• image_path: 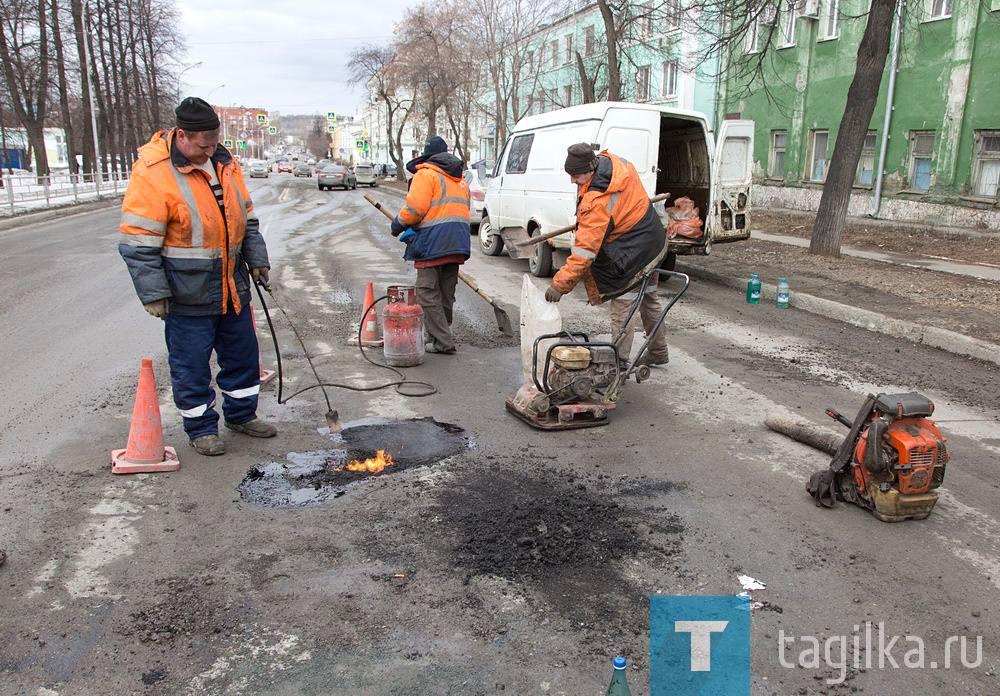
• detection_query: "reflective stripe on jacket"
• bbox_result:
[118,129,270,316]
[552,151,665,305]
[391,156,471,263]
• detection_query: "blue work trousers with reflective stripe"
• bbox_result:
[164,306,260,439]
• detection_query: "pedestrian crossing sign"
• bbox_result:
[223,139,234,149]
[236,140,244,150]
[356,139,365,149]
[327,112,336,121]
[328,124,336,133]
[256,114,267,124]
[268,126,277,134]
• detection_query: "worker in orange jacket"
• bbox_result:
[119,97,275,456]
[391,136,471,354]
[545,143,670,366]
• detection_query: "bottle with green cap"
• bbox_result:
[605,656,632,696]
[746,274,761,304]
[776,278,790,308]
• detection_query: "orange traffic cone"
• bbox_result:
[111,359,179,474]
[347,281,383,346]
[251,305,276,385]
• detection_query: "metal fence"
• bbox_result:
[1,170,130,215]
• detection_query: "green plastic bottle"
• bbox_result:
[746,274,761,304]
[605,656,632,696]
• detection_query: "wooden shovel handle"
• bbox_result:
[513,192,672,248]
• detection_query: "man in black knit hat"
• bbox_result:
[119,97,275,456]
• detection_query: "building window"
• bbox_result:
[564,34,573,64]
[972,130,1000,198]
[563,84,573,107]
[640,2,653,37]
[584,26,595,56]
[808,130,829,182]
[770,130,787,178]
[856,130,877,185]
[746,18,760,53]
[549,88,559,109]
[636,65,650,101]
[909,130,935,190]
[821,0,840,39]
[526,50,534,73]
[550,40,558,69]
[525,94,533,116]
[780,3,798,47]
[662,60,678,97]
[929,0,952,19]
[665,0,681,30]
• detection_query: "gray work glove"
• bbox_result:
[144,298,169,320]
[544,286,563,303]
[251,267,270,285]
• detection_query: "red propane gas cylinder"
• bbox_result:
[383,286,425,367]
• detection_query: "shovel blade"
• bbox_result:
[326,409,343,434]
[500,226,532,258]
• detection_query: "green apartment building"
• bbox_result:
[514,1,718,128]
[719,0,1000,228]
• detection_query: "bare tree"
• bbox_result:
[49,0,77,174]
[348,44,415,181]
[0,0,51,179]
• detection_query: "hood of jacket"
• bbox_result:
[415,152,464,180]
[584,151,630,196]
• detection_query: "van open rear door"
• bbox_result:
[710,119,754,245]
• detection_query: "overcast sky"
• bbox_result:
[175,0,414,117]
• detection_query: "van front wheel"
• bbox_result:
[528,232,553,277]
[479,218,505,256]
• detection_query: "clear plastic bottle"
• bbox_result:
[776,278,790,308]
[746,274,762,304]
[605,656,632,696]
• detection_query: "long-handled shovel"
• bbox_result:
[504,192,672,259]
[364,194,516,337]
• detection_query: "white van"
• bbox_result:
[479,102,754,276]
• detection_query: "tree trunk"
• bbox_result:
[575,52,596,104]
[71,0,95,174]
[596,0,620,101]
[810,0,898,257]
[51,0,78,174]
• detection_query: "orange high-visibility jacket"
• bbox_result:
[551,151,665,305]
[118,129,269,315]
[391,159,471,263]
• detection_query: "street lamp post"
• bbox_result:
[207,83,225,102]
[176,61,204,101]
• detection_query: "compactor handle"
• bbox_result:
[825,408,853,429]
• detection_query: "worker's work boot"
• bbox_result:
[637,349,669,367]
[225,418,278,438]
[190,434,226,456]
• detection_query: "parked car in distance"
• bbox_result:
[318,164,357,190]
[463,167,489,226]
[354,164,378,187]
[293,163,312,177]
[249,161,269,178]
[316,159,333,169]
[306,157,316,165]
[277,161,292,173]
[384,163,397,177]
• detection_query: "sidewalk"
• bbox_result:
[677,230,1000,367]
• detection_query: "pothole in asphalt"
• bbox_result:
[238,417,471,507]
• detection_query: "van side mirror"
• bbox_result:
[476,162,488,180]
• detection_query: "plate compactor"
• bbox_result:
[506,270,688,430]
[805,392,950,522]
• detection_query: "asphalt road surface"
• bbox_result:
[0,173,996,695]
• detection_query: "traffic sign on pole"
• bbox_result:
[327,111,336,121]
[268,126,277,134]
[256,114,267,124]
[355,139,365,149]
[236,140,244,150]
[327,124,336,133]
[223,139,234,149]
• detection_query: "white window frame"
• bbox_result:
[972,130,1000,199]
[563,84,573,107]
[908,130,935,191]
[564,34,573,64]
[526,50,534,73]
[584,26,595,56]
[928,0,953,20]
[639,2,654,37]
[855,130,877,186]
[780,3,798,47]
[746,18,761,53]
[549,40,558,69]
[820,0,840,39]
[665,0,681,30]
[808,129,829,182]
[770,130,787,178]
[636,65,651,101]
[661,60,678,98]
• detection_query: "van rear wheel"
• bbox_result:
[528,231,553,277]
[479,218,505,256]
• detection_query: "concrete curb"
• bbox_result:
[677,261,1000,367]
[0,196,123,232]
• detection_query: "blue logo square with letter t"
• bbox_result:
[650,596,750,696]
